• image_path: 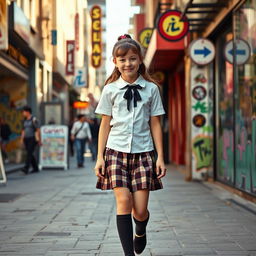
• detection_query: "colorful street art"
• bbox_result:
[236,119,256,193]
[191,64,213,179]
[0,78,27,160]
[192,135,213,171]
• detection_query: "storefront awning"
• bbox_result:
[144,29,187,71]
[181,0,227,32]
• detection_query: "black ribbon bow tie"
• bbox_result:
[122,84,142,111]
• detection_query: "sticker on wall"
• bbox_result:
[189,38,215,65]
[157,10,189,41]
[193,114,206,128]
[194,73,207,84]
[192,86,207,101]
[138,28,153,48]
[224,38,251,65]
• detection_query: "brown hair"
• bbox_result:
[105,34,156,85]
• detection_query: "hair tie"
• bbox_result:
[118,34,132,41]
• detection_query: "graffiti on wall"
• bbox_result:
[0,78,27,153]
[192,135,213,171]
[191,65,213,179]
[219,129,234,183]
[236,119,256,193]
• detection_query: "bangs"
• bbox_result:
[114,43,139,57]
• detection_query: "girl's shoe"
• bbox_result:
[134,232,146,254]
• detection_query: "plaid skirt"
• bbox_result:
[96,148,163,192]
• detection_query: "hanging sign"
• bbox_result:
[66,40,75,75]
[73,67,86,87]
[51,30,57,45]
[39,125,69,170]
[189,38,215,65]
[0,0,8,50]
[73,101,89,109]
[75,13,79,51]
[91,5,102,68]
[224,39,251,65]
[157,10,189,41]
[138,28,153,48]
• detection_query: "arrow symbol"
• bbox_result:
[194,47,211,57]
[228,49,246,55]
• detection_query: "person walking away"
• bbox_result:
[89,118,99,161]
[0,117,12,163]
[71,115,92,168]
[94,34,167,256]
[20,105,41,174]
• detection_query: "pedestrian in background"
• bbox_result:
[89,117,99,161]
[71,114,92,168]
[94,34,166,256]
[20,105,41,174]
[0,117,11,163]
[68,117,77,157]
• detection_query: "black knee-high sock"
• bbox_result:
[133,212,150,236]
[116,214,135,256]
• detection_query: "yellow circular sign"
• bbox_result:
[162,15,184,37]
[158,10,189,41]
[139,28,153,48]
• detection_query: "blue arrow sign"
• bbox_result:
[228,49,246,55]
[194,47,211,57]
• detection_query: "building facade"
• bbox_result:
[131,0,256,199]
[0,0,92,168]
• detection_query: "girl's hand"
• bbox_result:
[156,158,167,179]
[94,157,105,179]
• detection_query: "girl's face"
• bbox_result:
[114,49,142,83]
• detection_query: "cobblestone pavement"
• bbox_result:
[0,157,256,256]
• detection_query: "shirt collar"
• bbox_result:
[116,75,146,89]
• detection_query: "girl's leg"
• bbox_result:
[132,189,150,254]
[113,187,135,256]
[132,189,149,221]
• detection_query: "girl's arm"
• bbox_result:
[150,116,166,179]
[94,115,111,178]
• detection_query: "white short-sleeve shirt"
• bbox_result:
[95,75,165,153]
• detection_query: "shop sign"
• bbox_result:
[51,30,57,45]
[0,0,8,50]
[91,5,102,68]
[75,13,79,51]
[73,67,86,88]
[8,45,29,68]
[189,38,215,65]
[66,40,75,75]
[73,101,89,109]
[224,39,251,65]
[138,28,153,48]
[157,10,189,41]
[12,2,30,43]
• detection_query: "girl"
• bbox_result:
[94,34,166,256]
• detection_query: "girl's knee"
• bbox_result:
[133,209,148,221]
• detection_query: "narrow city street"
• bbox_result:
[0,157,256,256]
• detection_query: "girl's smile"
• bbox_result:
[114,49,142,83]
